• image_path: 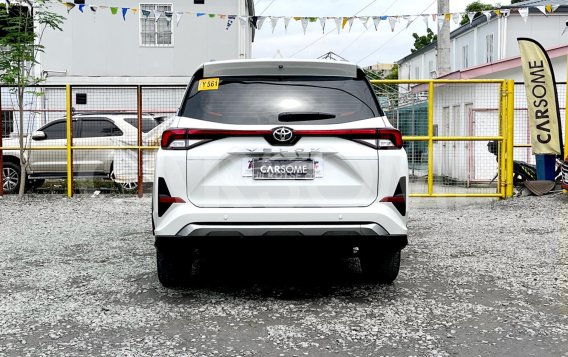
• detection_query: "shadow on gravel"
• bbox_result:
[166,243,397,300]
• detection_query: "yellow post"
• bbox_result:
[506,80,515,198]
[66,85,73,198]
[497,81,505,197]
[427,81,434,196]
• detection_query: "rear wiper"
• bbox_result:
[278,112,336,122]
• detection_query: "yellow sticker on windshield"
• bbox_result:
[198,78,220,91]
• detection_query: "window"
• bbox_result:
[414,66,420,79]
[461,45,469,69]
[485,34,494,63]
[2,110,13,137]
[40,120,67,140]
[124,118,160,133]
[180,76,382,125]
[79,119,123,138]
[139,3,173,46]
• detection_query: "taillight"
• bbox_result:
[160,128,403,149]
[161,129,187,150]
[380,177,407,216]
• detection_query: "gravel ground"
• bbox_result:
[0,194,567,357]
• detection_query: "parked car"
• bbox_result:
[1,113,163,194]
[152,59,409,287]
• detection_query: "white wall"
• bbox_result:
[40,0,252,84]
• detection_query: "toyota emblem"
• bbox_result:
[272,127,294,142]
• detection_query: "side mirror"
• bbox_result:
[31,130,46,140]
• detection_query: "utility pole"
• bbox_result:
[436,0,451,77]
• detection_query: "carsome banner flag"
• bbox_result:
[517,38,564,156]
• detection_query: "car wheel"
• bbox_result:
[2,162,21,194]
[156,244,194,288]
[359,248,401,284]
[110,168,138,193]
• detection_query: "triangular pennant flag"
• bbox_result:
[196,12,206,17]
[270,16,279,33]
[444,13,451,22]
[494,9,501,17]
[301,17,309,35]
[334,17,342,34]
[348,17,354,31]
[550,4,560,12]
[422,14,429,27]
[121,7,128,20]
[452,13,461,24]
[226,15,236,30]
[90,5,97,12]
[536,6,547,15]
[562,20,568,35]
[545,4,553,13]
[388,16,397,32]
[319,17,326,34]
[431,14,437,21]
[501,9,510,18]
[341,17,348,29]
[518,7,529,23]
[208,14,215,18]
[131,8,138,15]
[175,11,183,26]
[110,7,118,15]
[219,15,226,19]
[437,15,444,28]
[404,15,415,29]
[309,17,317,23]
[482,10,491,22]
[64,2,75,12]
[238,15,247,27]
[78,4,85,12]
[256,16,266,30]
[164,11,173,23]
[154,10,161,21]
[467,12,475,24]
[358,16,369,30]
[372,16,381,31]
[284,17,291,32]
[142,9,150,18]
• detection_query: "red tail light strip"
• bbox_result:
[380,196,405,203]
[158,196,185,204]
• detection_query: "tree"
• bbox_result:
[411,28,437,53]
[510,0,524,3]
[0,0,64,196]
[460,1,494,25]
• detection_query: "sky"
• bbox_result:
[251,0,512,66]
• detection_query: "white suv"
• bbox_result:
[153,59,408,287]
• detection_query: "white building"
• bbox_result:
[396,0,568,183]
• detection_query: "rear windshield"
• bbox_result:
[179,76,382,125]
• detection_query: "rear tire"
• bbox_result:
[360,248,401,284]
[156,244,194,288]
[2,162,21,194]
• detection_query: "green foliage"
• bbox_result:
[510,0,524,3]
[0,0,64,87]
[460,1,494,25]
[411,28,437,53]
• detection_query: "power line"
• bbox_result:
[355,0,436,64]
[289,0,379,58]
[259,0,277,16]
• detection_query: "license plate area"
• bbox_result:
[253,159,314,180]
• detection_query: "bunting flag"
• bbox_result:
[319,17,326,34]
[131,8,138,15]
[388,16,397,32]
[562,20,568,35]
[284,17,291,32]
[270,16,279,33]
[56,1,568,36]
[301,17,309,34]
[373,16,381,31]
[518,7,529,23]
[64,2,75,12]
[226,14,236,31]
[334,17,342,34]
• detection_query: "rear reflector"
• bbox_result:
[158,196,185,204]
[380,196,405,203]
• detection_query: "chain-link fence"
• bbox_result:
[371,79,514,198]
[0,85,185,196]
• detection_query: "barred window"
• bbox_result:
[139,3,173,47]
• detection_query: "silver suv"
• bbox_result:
[2,114,161,193]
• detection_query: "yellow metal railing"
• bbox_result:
[370,79,515,199]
